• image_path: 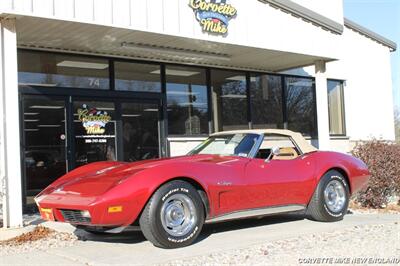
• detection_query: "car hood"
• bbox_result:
[44,154,240,197]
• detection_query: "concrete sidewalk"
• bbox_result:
[1,213,399,265]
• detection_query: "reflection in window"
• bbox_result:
[22,97,67,200]
[211,70,248,131]
[328,80,346,135]
[285,77,317,137]
[114,61,161,92]
[18,50,109,90]
[166,66,208,135]
[250,74,283,129]
[121,103,159,161]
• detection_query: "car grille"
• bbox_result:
[60,209,91,224]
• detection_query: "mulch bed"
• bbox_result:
[0,226,55,246]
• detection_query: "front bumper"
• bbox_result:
[35,192,139,227]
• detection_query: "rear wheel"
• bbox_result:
[139,180,205,248]
[307,170,350,222]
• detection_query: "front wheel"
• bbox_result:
[139,180,205,248]
[307,170,350,222]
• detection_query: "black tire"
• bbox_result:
[139,180,205,248]
[307,170,350,222]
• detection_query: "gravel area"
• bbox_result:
[0,226,78,256]
[163,222,400,266]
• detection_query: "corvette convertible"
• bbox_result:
[35,129,370,248]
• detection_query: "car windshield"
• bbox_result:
[188,133,260,157]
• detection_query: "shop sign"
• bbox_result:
[77,104,111,135]
[189,0,237,35]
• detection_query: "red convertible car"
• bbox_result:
[35,129,370,248]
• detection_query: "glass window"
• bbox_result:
[121,102,160,161]
[18,50,109,90]
[73,101,116,167]
[166,65,208,135]
[256,134,299,160]
[211,70,248,131]
[22,96,67,204]
[250,74,283,129]
[114,61,161,92]
[189,133,259,157]
[285,77,317,137]
[328,80,346,135]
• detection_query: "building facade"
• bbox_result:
[0,0,396,227]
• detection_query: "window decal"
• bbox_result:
[77,104,112,135]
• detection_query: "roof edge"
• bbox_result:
[344,18,397,52]
[258,0,344,34]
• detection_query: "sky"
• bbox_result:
[343,0,400,111]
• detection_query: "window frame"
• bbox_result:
[283,76,318,138]
[18,48,320,139]
[210,68,251,132]
[248,73,285,130]
[252,133,303,160]
[327,79,347,137]
[113,60,163,93]
[17,50,112,91]
[165,64,210,136]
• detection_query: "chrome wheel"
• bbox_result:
[160,194,197,237]
[324,180,346,212]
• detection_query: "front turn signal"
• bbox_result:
[108,206,123,213]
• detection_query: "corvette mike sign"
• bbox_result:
[77,104,111,135]
[189,0,237,35]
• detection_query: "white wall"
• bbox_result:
[283,26,396,144]
[328,29,395,141]
[0,0,342,59]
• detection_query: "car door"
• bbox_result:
[206,156,250,217]
[243,134,316,210]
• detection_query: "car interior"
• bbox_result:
[255,135,300,160]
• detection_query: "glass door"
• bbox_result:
[73,100,117,167]
[121,101,160,161]
[21,95,163,206]
[21,95,68,205]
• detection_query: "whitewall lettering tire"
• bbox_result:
[139,180,205,248]
[307,170,350,222]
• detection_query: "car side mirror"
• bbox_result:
[265,147,280,163]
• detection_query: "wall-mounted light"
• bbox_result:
[121,42,231,62]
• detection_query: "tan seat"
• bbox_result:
[272,147,298,160]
